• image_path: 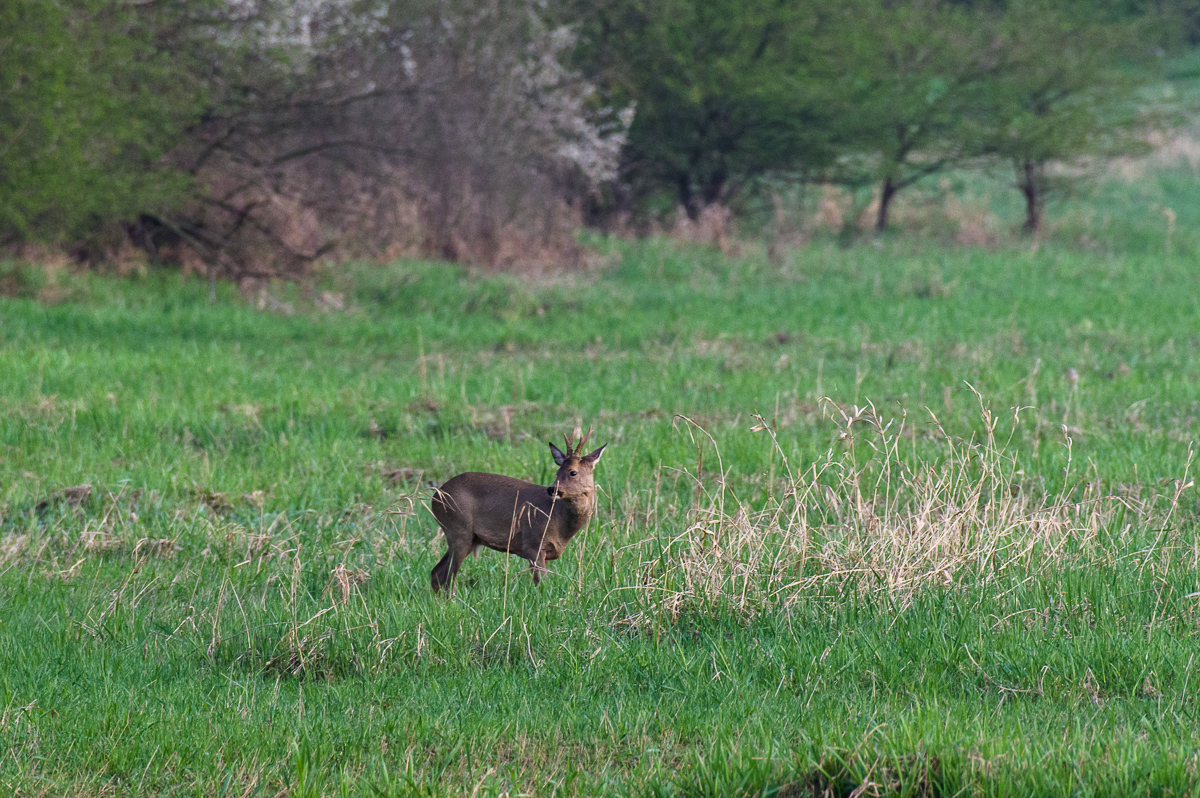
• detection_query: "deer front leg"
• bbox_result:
[530,552,549,585]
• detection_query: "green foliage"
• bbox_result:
[819,0,1162,234]
[577,0,835,219]
[577,0,1173,233]
[0,0,1187,253]
[0,0,203,245]
[973,0,1163,233]
[823,0,995,232]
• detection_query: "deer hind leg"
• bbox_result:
[431,527,474,593]
[430,550,454,592]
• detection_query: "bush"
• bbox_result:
[0,1,201,247]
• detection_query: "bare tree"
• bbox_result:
[165,0,628,280]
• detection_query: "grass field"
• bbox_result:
[4,206,1200,795]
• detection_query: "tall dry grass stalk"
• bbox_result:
[642,394,1191,620]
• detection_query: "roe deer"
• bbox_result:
[430,430,606,592]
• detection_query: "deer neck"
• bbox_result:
[551,491,595,539]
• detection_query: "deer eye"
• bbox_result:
[569,471,577,477]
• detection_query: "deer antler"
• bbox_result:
[562,428,593,456]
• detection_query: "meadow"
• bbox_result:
[4,172,1200,794]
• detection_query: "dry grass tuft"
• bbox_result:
[134,537,180,560]
[35,484,92,512]
[639,396,1186,621]
[267,630,332,678]
[324,564,370,605]
[195,489,233,515]
[0,533,28,566]
[315,290,345,312]
[671,205,737,254]
[382,466,424,485]
[83,525,123,555]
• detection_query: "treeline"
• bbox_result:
[0,0,1188,276]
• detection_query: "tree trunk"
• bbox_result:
[678,177,701,222]
[701,170,727,208]
[678,172,728,223]
[1018,159,1043,235]
[876,176,898,232]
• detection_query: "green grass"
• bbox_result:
[4,219,1200,794]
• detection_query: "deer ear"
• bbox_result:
[549,442,568,466]
[581,444,606,465]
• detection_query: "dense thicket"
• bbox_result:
[575,0,1167,233]
[0,0,1179,274]
[0,0,204,247]
[572,0,839,221]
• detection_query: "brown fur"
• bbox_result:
[430,431,606,592]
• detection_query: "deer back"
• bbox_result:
[432,436,606,558]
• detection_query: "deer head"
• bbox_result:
[547,428,606,500]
